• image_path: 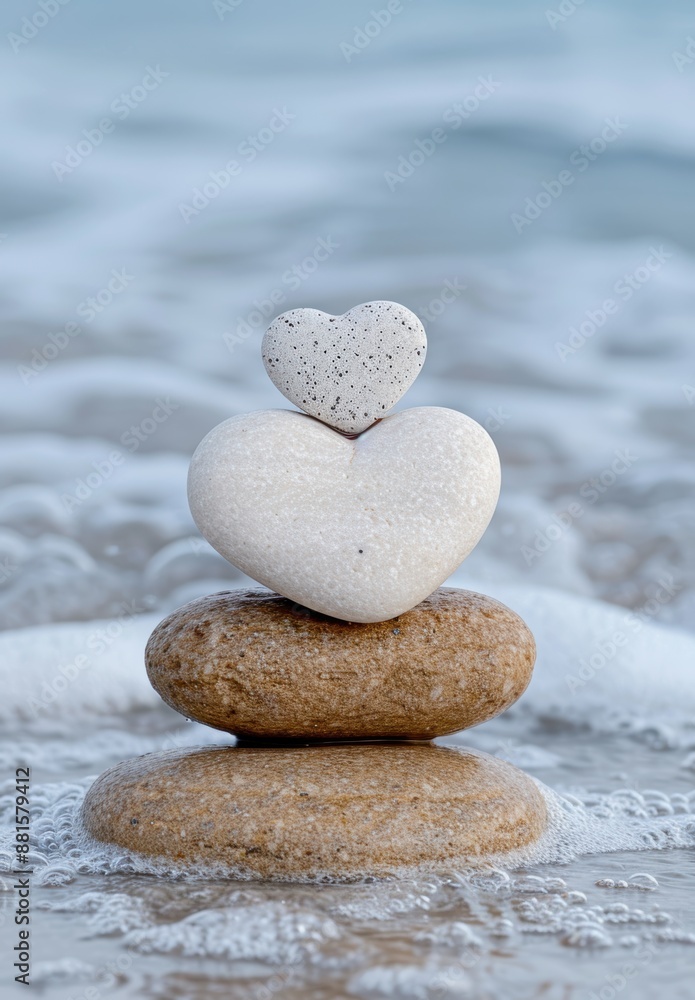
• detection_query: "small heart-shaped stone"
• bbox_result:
[262,301,427,434]
[188,407,500,622]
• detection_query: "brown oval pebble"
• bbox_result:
[145,587,536,741]
[81,743,547,880]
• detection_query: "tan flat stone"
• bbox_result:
[81,743,547,880]
[145,587,536,741]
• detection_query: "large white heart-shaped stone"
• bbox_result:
[188,407,500,623]
[262,301,427,434]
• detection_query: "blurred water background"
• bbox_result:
[2,0,695,997]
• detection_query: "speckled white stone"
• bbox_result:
[188,407,500,623]
[262,301,427,434]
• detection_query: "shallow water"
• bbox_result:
[1,0,695,996]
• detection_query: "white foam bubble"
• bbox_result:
[125,902,341,964]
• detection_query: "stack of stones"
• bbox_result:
[82,301,547,880]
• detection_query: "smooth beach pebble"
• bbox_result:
[187,407,500,623]
[145,588,536,741]
[262,301,427,435]
[81,743,547,880]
